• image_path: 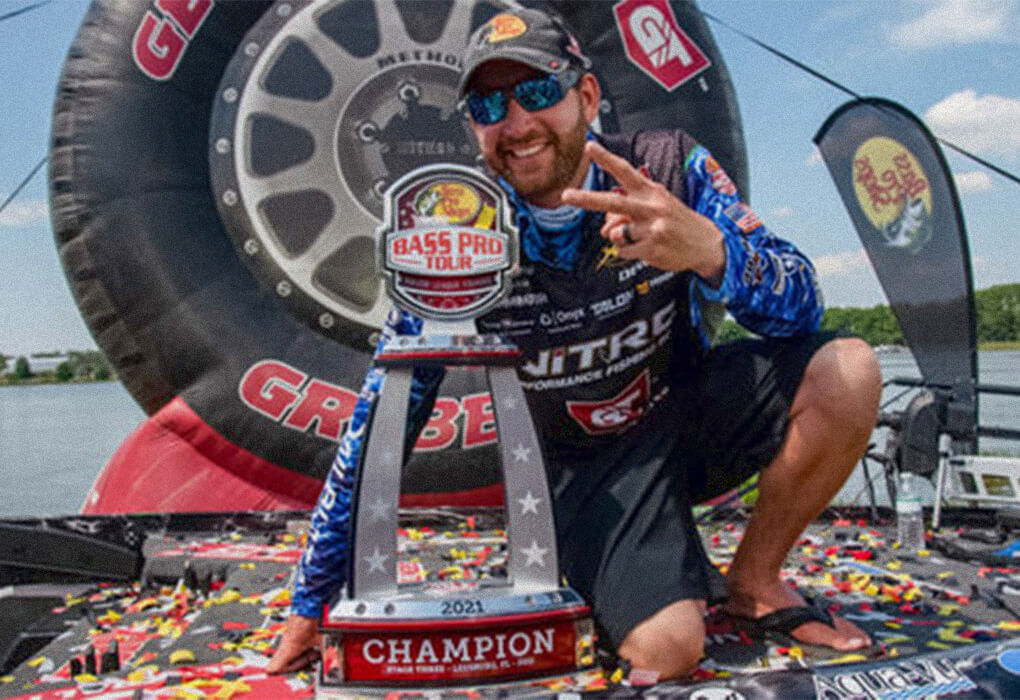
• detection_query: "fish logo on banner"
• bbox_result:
[852,136,934,254]
[378,164,518,321]
[613,0,711,91]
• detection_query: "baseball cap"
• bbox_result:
[457,7,592,97]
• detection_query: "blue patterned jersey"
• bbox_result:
[290,130,822,617]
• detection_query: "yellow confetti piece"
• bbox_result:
[97,609,123,624]
[885,621,902,629]
[927,641,951,650]
[229,532,243,541]
[239,563,255,570]
[918,549,931,557]
[26,657,47,668]
[938,628,973,644]
[997,620,1020,631]
[889,647,900,657]
[886,560,902,571]
[610,668,625,684]
[0,676,13,684]
[169,649,196,665]
[221,656,245,666]
[903,587,923,601]
[937,571,956,579]
[788,646,804,660]
[74,673,98,682]
[880,635,911,644]
[864,584,880,596]
[938,604,959,616]
[822,653,868,665]
[946,620,964,628]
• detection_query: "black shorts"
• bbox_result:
[550,331,840,649]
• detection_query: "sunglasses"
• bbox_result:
[461,69,581,126]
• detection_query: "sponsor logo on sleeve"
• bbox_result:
[723,201,762,234]
[705,155,737,196]
[613,0,711,91]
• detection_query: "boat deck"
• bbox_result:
[2,507,1020,698]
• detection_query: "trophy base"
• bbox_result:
[318,587,594,690]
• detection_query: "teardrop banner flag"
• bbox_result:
[814,98,977,402]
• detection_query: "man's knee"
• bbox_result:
[798,337,881,433]
[617,600,705,680]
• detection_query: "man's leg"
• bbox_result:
[724,337,881,649]
[618,599,707,679]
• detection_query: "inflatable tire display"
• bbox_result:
[50,0,747,513]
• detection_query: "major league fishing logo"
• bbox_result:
[613,0,711,91]
[377,164,518,321]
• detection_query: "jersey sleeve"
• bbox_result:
[683,144,824,343]
[290,308,444,618]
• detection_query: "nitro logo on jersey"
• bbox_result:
[613,0,711,91]
[567,370,651,435]
[522,302,674,379]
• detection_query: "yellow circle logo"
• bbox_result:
[414,181,482,225]
[852,137,933,253]
[485,14,528,43]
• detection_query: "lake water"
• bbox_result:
[1,352,1017,517]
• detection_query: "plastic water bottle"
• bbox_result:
[896,472,926,551]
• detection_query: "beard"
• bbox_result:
[485,104,588,205]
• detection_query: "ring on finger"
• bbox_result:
[621,224,636,245]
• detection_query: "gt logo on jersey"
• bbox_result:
[613,0,711,91]
[566,370,650,435]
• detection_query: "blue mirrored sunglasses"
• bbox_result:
[461,69,580,126]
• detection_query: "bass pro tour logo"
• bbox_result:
[853,136,933,254]
[378,164,518,321]
[613,0,711,91]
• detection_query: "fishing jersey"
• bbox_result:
[290,129,823,618]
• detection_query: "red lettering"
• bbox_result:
[461,393,496,448]
[238,360,305,420]
[414,398,460,450]
[283,379,358,440]
[393,238,407,256]
[156,0,213,38]
[132,11,187,81]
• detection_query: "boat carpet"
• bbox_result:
[2,508,1020,698]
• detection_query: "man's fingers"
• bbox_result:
[583,141,648,192]
[561,188,642,217]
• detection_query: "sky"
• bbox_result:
[1,0,1018,357]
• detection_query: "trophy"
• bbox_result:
[317,164,595,692]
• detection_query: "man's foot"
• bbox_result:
[723,579,871,651]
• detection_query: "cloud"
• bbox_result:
[888,0,1018,47]
[771,206,794,219]
[925,90,1020,158]
[954,171,993,194]
[805,148,824,168]
[0,199,49,228]
[813,248,871,278]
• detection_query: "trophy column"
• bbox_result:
[316,164,595,692]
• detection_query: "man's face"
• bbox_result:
[465,59,599,208]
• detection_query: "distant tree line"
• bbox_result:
[1,350,113,385]
[716,283,1020,347]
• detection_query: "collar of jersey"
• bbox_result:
[498,131,606,272]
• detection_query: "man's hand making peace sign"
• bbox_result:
[561,142,727,286]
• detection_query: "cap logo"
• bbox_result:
[485,13,528,43]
